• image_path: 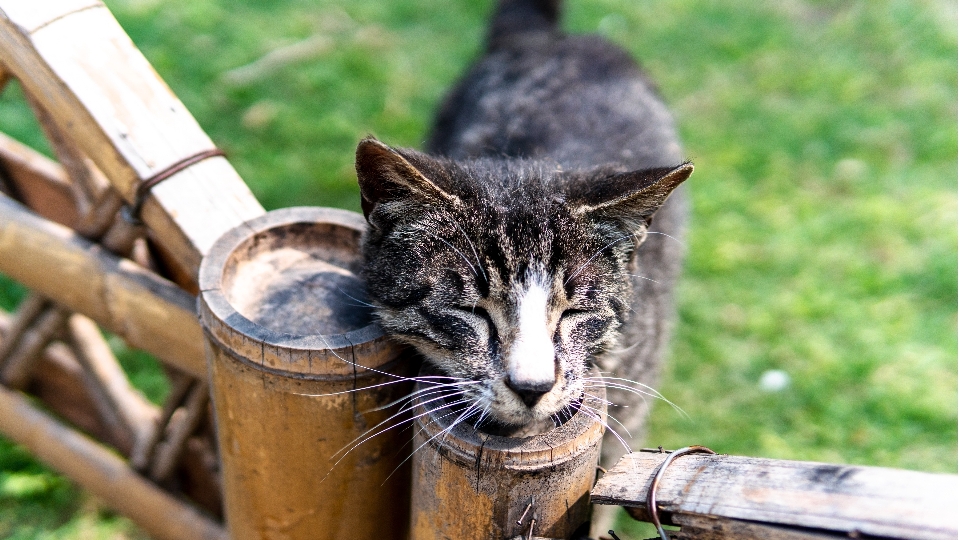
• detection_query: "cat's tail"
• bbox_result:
[488,0,562,47]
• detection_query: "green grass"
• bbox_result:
[0,0,956,538]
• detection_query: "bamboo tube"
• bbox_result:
[0,191,206,378]
[0,384,226,540]
[409,366,607,540]
[0,0,265,281]
[199,206,414,540]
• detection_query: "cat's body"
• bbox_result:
[357,0,690,468]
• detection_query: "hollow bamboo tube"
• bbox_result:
[410,366,607,540]
[0,384,226,540]
[199,207,414,540]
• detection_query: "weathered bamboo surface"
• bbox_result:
[592,451,958,540]
[0,383,226,540]
[0,192,206,378]
[0,0,264,281]
[410,365,606,540]
[200,207,414,540]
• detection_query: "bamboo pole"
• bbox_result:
[0,0,265,283]
[66,313,159,451]
[409,366,607,540]
[591,451,959,540]
[0,191,206,378]
[0,384,227,540]
[0,131,80,229]
[199,206,414,540]
[0,304,69,388]
[149,381,207,482]
[1,309,223,515]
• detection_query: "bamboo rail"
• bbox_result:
[0,191,206,379]
[0,0,265,286]
[0,384,226,540]
[592,450,959,540]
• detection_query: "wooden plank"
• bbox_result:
[0,0,264,281]
[592,452,958,540]
[0,383,227,540]
[671,514,847,540]
[0,192,206,379]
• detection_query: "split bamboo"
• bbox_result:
[0,0,265,283]
[591,451,959,540]
[409,366,607,540]
[199,206,414,540]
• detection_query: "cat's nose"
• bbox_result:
[505,377,553,407]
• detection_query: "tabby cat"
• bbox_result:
[356,0,691,467]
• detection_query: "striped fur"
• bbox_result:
[356,0,691,445]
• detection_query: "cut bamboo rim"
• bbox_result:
[410,365,606,540]
[198,206,413,540]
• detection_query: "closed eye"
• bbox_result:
[454,305,499,353]
[561,308,591,318]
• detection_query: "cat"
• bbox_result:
[355,0,691,470]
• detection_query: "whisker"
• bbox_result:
[381,401,483,485]
[295,376,476,399]
[365,380,481,413]
[575,403,632,454]
[584,378,688,419]
[625,273,661,285]
[645,230,685,247]
[448,218,488,284]
[426,231,479,279]
[329,393,472,470]
[332,390,470,459]
[335,285,378,308]
[580,401,633,439]
[565,235,633,285]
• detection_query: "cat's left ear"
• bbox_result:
[572,162,693,229]
[355,137,455,220]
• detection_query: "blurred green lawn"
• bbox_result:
[0,0,956,538]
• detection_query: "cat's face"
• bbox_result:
[356,138,690,435]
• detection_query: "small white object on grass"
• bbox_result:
[758,369,790,392]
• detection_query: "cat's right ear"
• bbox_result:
[355,137,455,220]
[571,162,693,230]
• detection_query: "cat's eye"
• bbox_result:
[561,308,590,319]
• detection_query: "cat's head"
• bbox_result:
[356,137,691,435]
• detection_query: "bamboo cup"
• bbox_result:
[409,366,606,540]
[199,207,413,540]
